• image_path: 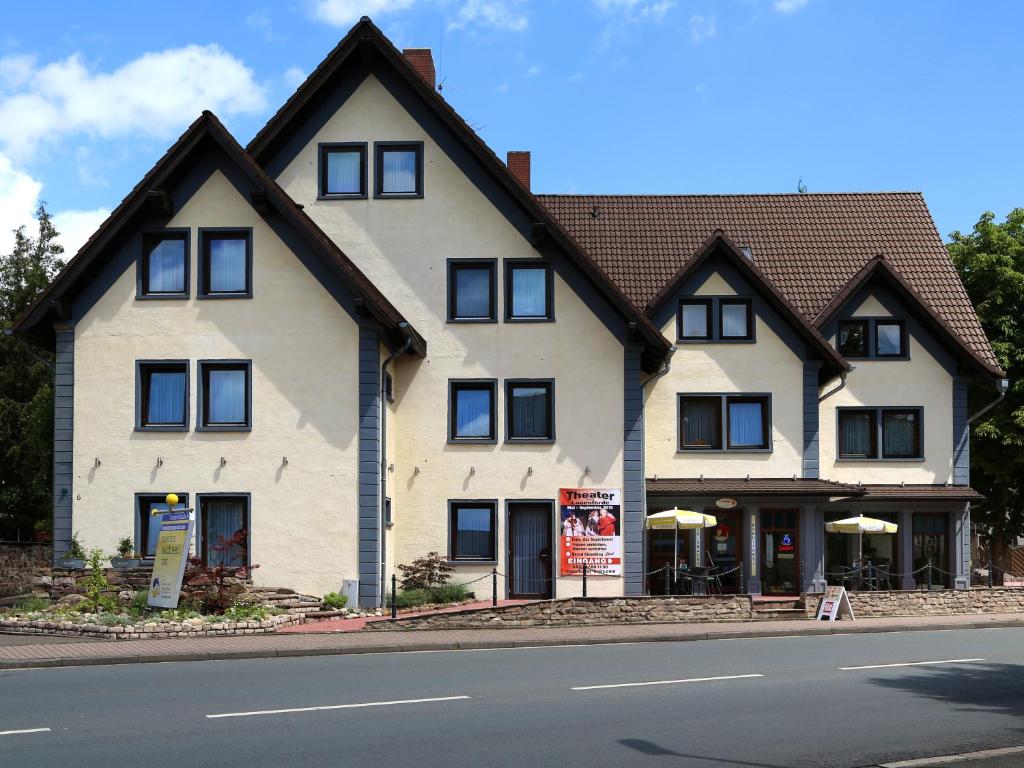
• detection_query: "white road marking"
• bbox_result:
[838,658,985,671]
[206,695,471,719]
[880,744,1024,767]
[0,728,51,736]
[572,673,764,691]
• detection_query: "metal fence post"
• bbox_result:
[390,574,397,619]
[988,558,994,589]
[867,560,874,591]
[492,567,498,607]
[582,563,588,598]
[927,559,933,591]
[663,563,671,595]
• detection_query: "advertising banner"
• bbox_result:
[147,511,194,609]
[559,488,622,576]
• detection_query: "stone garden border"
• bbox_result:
[0,612,302,640]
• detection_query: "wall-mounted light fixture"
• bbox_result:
[220,457,227,468]
[156,457,163,468]
[527,466,533,476]
[469,466,476,476]
[282,456,288,467]
[94,458,101,468]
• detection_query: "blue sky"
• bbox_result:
[1,0,1021,256]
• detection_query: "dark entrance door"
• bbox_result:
[509,502,553,599]
[761,509,800,596]
[705,509,743,593]
[913,513,949,588]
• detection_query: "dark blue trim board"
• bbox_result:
[623,344,644,596]
[803,361,821,478]
[952,375,970,486]
[358,326,382,607]
[53,325,74,562]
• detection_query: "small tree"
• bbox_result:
[398,552,453,590]
[84,548,113,613]
[182,529,258,613]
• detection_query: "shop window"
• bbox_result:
[912,513,948,586]
[449,501,497,561]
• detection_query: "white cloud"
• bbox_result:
[0,151,109,257]
[774,0,810,13]
[689,14,717,42]
[448,0,528,32]
[282,66,307,90]
[0,45,267,160]
[526,65,541,77]
[309,0,417,27]
[592,0,675,22]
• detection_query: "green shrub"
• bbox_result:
[222,602,276,621]
[429,583,469,604]
[322,592,348,610]
[397,552,453,590]
[14,596,50,612]
[64,532,86,561]
[383,585,468,609]
[83,548,112,613]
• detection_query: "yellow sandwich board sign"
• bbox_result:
[147,510,194,609]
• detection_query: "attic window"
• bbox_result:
[139,231,189,299]
[375,142,423,198]
[319,143,367,198]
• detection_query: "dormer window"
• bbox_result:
[677,297,754,342]
[375,142,423,198]
[835,317,907,358]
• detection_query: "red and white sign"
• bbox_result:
[559,488,622,577]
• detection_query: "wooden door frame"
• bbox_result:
[506,499,555,599]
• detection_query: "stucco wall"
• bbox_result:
[275,74,626,598]
[819,290,955,483]
[645,268,806,479]
[71,169,362,596]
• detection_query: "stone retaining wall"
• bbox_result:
[369,595,754,630]
[0,612,301,640]
[802,587,1024,618]
[0,543,52,597]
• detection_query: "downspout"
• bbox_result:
[380,323,413,605]
[638,346,676,590]
[818,368,851,403]
[967,378,1010,424]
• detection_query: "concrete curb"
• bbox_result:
[2,618,1023,670]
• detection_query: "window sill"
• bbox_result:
[675,338,755,344]
[136,293,189,301]
[374,192,423,200]
[317,193,368,201]
[447,317,498,324]
[677,448,773,454]
[505,438,555,445]
[504,316,555,324]
[197,293,253,300]
[447,438,498,445]
[196,425,253,433]
[135,425,189,433]
[835,457,925,463]
[448,559,498,566]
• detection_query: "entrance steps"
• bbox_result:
[751,597,806,621]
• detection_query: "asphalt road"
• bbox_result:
[2,627,1023,768]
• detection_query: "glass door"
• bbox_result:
[913,513,949,588]
[761,509,799,596]
[704,509,742,593]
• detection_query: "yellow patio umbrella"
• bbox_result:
[825,515,898,565]
[646,508,718,571]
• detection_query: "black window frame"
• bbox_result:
[837,319,869,357]
[677,299,713,341]
[198,228,253,299]
[725,395,771,449]
[837,406,924,460]
[448,500,498,563]
[447,259,497,323]
[505,379,555,443]
[678,393,772,452]
[875,319,908,358]
[137,229,190,300]
[504,260,554,322]
[448,379,498,443]
[719,298,754,341]
[136,493,190,560]
[197,493,251,569]
[318,142,368,199]
[373,141,424,199]
[135,360,189,432]
[197,359,252,432]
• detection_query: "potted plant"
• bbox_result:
[110,537,141,570]
[33,518,52,543]
[57,532,87,570]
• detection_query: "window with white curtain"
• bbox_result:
[200,496,249,568]
[199,230,251,297]
[199,361,251,430]
[679,301,711,339]
[505,262,552,320]
[882,409,920,458]
[375,143,422,197]
[449,501,497,561]
[319,143,366,197]
[506,380,554,441]
[448,261,496,321]
[137,361,188,430]
[449,380,496,441]
[838,410,876,457]
[720,300,752,339]
[141,232,188,297]
[679,394,770,451]
[838,407,922,459]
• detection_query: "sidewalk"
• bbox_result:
[2,612,1023,669]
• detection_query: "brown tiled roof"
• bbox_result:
[646,477,864,497]
[857,485,984,501]
[538,193,1000,374]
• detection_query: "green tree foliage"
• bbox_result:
[947,209,1024,569]
[0,206,64,540]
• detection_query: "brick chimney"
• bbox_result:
[402,48,435,90]
[507,151,531,192]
